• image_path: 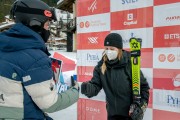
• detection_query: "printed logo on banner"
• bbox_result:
[77,13,110,33]
[153,89,180,113]
[77,50,103,67]
[153,69,180,90]
[111,7,153,30]
[154,26,180,48]
[77,0,110,17]
[153,48,180,69]
[125,13,137,25]
[110,0,153,12]
[88,0,97,13]
[154,0,180,6]
[158,54,175,63]
[88,37,98,44]
[77,32,109,49]
[154,3,180,27]
[112,27,153,48]
[77,66,94,82]
[78,99,107,120]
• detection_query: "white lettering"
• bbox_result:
[124,20,137,25]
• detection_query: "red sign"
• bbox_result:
[154,0,180,6]
[77,66,95,82]
[111,7,153,30]
[153,109,180,120]
[141,48,153,68]
[77,31,109,50]
[154,25,180,48]
[153,69,180,90]
[78,98,107,120]
[53,52,76,72]
[77,0,110,17]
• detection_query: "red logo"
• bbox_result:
[80,22,84,28]
[167,54,175,62]
[44,10,52,17]
[111,7,153,30]
[85,21,90,28]
[158,54,166,62]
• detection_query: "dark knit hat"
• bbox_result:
[104,33,123,49]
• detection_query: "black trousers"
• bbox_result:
[108,115,132,120]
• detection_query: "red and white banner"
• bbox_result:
[77,49,103,67]
[153,48,180,69]
[77,31,110,50]
[154,3,180,27]
[154,25,180,48]
[77,66,94,82]
[76,1,180,120]
[110,0,153,12]
[153,109,180,120]
[77,13,110,33]
[78,99,107,120]
[153,89,180,113]
[111,7,153,30]
[153,69,180,90]
[77,0,110,17]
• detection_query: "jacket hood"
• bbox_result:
[0,23,46,52]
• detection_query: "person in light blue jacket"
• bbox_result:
[0,0,79,119]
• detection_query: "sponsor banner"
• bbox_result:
[110,0,153,12]
[77,13,110,33]
[153,48,180,69]
[78,99,107,120]
[153,89,180,113]
[154,3,180,27]
[111,7,153,30]
[77,31,110,50]
[77,66,94,82]
[77,49,103,67]
[141,48,153,68]
[154,25,180,48]
[153,109,180,120]
[143,108,152,120]
[153,69,180,91]
[154,0,180,6]
[141,68,153,88]
[77,0,110,17]
[112,27,153,49]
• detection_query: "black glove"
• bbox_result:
[129,101,147,120]
[81,82,88,94]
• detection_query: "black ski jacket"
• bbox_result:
[85,50,150,117]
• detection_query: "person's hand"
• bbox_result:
[81,82,88,94]
[72,81,79,91]
[129,101,147,120]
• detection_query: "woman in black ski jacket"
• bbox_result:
[81,33,150,120]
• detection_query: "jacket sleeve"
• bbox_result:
[23,57,79,113]
[140,70,150,105]
[83,65,102,98]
